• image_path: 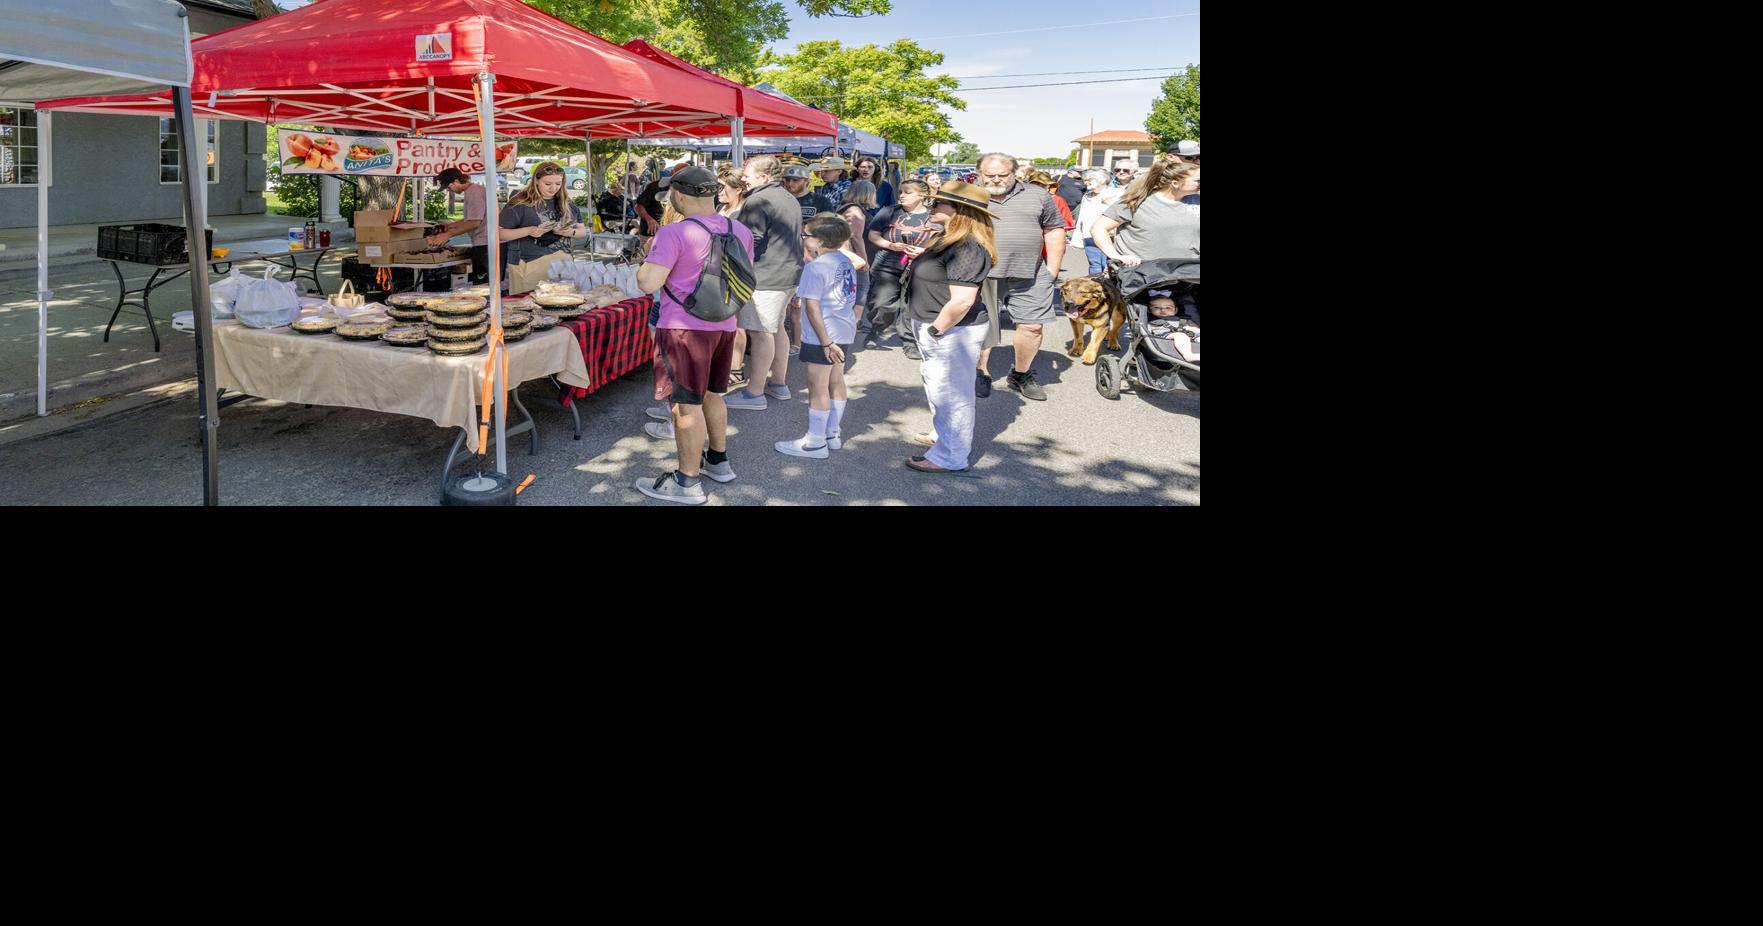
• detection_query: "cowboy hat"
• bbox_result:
[927,180,998,218]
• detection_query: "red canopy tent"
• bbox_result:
[37,0,836,480]
[40,0,756,138]
[620,39,836,148]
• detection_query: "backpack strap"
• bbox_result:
[660,215,728,310]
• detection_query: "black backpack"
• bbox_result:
[663,216,756,322]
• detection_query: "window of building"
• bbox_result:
[1139,149,1156,167]
[1,106,47,186]
[160,118,219,184]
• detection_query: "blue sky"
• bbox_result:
[774,1,1200,158]
[278,0,1200,157]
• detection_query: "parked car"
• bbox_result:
[502,164,590,192]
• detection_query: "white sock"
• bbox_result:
[808,408,830,444]
[828,399,847,437]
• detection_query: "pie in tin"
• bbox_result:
[529,313,560,330]
[291,315,340,334]
[428,337,487,356]
[426,296,488,315]
[335,320,392,339]
[380,325,429,346]
[426,322,489,341]
[427,310,490,328]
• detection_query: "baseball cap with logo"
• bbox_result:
[782,164,813,180]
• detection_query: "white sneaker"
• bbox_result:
[646,403,671,421]
[644,420,675,440]
[635,471,707,505]
[827,430,842,451]
[774,434,830,459]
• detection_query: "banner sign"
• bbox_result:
[277,130,516,177]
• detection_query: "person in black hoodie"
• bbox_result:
[1057,167,1085,217]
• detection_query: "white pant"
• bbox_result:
[913,318,986,471]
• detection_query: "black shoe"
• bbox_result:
[902,342,922,361]
[1007,370,1046,401]
[975,372,993,398]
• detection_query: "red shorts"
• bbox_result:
[653,327,737,406]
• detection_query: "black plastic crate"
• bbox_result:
[96,223,215,265]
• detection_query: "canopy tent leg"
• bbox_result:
[174,87,219,506]
[475,71,506,475]
[36,112,50,418]
[731,116,744,168]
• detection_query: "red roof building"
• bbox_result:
[1072,130,1156,170]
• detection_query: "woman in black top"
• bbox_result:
[903,180,997,474]
[499,161,586,290]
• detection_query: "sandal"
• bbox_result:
[905,455,966,474]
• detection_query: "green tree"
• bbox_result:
[948,142,981,164]
[1145,64,1199,150]
[760,41,966,161]
[528,1,888,82]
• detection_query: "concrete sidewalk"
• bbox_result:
[0,242,356,425]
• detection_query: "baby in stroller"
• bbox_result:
[1145,289,1199,363]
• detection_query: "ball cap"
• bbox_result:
[782,164,813,180]
[667,166,720,197]
[1173,140,1200,157]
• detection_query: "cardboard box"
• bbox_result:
[353,209,429,243]
[360,239,428,264]
[362,241,465,266]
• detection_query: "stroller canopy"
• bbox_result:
[1118,258,1200,302]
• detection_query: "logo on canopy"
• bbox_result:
[416,33,453,62]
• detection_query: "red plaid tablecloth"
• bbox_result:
[557,296,655,405]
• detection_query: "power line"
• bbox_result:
[790,75,1179,102]
[918,14,1198,41]
[950,67,1180,79]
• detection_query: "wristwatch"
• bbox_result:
[927,324,944,339]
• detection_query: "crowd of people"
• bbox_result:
[472,141,1198,504]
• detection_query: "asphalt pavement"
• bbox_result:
[0,324,1199,506]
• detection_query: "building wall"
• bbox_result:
[0,113,265,229]
[1077,144,1156,170]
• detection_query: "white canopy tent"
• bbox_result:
[0,0,218,503]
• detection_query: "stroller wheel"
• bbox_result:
[1096,354,1123,400]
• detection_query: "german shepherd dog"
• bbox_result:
[1059,275,1127,365]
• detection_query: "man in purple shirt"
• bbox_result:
[633,166,756,505]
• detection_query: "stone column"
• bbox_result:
[320,175,343,222]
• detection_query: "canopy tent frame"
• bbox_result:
[1,0,217,504]
[36,0,837,482]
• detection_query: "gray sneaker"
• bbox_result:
[765,383,792,401]
[635,471,707,505]
[644,420,675,440]
[1007,370,1047,401]
[646,403,671,421]
[700,456,737,483]
[723,389,768,410]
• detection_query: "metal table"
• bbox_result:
[103,246,334,351]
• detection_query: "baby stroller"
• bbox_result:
[1097,257,1201,398]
